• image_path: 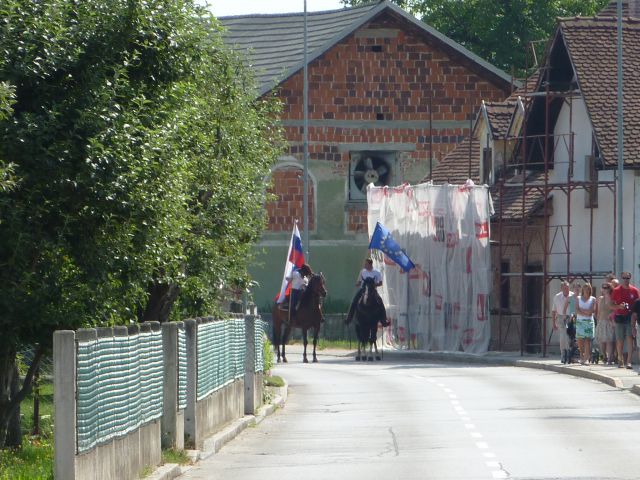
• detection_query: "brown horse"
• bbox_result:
[272,273,327,363]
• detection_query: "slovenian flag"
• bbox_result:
[275,224,305,303]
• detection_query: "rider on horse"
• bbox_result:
[286,263,313,317]
[346,258,389,326]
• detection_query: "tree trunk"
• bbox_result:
[0,344,43,449]
[140,282,180,323]
[6,364,21,448]
[0,345,17,448]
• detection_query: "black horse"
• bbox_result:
[346,277,387,361]
[272,273,327,363]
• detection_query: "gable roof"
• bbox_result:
[559,16,640,167]
[482,101,517,140]
[219,0,515,96]
[425,137,480,185]
[480,71,540,140]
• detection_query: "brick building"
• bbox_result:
[220,1,515,310]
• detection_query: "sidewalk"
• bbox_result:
[146,382,288,480]
[380,348,640,392]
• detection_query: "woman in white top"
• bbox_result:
[595,283,615,364]
[575,282,596,365]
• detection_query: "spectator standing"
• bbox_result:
[552,281,573,364]
[575,283,596,365]
[595,283,615,364]
[610,272,639,369]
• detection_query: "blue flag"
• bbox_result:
[368,222,415,272]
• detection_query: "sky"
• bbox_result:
[199,0,346,17]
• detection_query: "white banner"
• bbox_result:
[367,181,493,353]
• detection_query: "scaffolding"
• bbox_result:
[493,56,617,355]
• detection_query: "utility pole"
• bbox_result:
[615,0,624,275]
[303,0,310,259]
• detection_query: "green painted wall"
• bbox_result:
[250,242,368,314]
[250,160,374,313]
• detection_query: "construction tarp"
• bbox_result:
[367,181,493,353]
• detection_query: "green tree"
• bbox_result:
[0,0,282,448]
[346,0,609,73]
[0,82,16,193]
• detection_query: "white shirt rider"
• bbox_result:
[357,259,382,288]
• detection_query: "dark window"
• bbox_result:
[482,147,492,184]
[584,154,598,208]
[371,45,383,52]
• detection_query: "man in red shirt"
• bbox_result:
[610,271,639,368]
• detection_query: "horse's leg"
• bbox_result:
[374,335,381,361]
[302,328,309,363]
[312,325,319,363]
[282,321,292,363]
[368,326,376,361]
[272,309,282,363]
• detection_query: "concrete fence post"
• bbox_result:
[244,315,256,414]
[54,330,77,480]
[161,322,184,449]
[183,319,198,448]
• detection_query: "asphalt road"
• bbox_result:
[180,350,640,480]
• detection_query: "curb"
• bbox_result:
[149,380,288,480]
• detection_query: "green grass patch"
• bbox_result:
[0,379,55,480]
[264,375,284,388]
[0,437,54,480]
[162,448,191,466]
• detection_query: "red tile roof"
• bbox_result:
[490,172,548,220]
[560,16,640,167]
[424,137,480,184]
[598,0,640,17]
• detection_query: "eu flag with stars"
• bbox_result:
[368,222,415,272]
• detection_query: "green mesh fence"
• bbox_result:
[76,329,163,453]
[177,324,188,411]
[196,318,245,401]
[254,318,268,373]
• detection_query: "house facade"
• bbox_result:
[430,0,640,352]
[220,1,514,311]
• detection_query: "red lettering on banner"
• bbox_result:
[477,294,488,321]
[405,187,414,200]
[417,200,431,217]
[409,265,421,280]
[462,328,475,347]
[466,246,472,274]
[446,232,458,248]
[422,270,431,297]
[475,221,489,239]
[398,326,406,343]
[435,294,443,311]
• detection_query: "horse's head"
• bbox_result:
[360,277,379,306]
[308,273,327,298]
